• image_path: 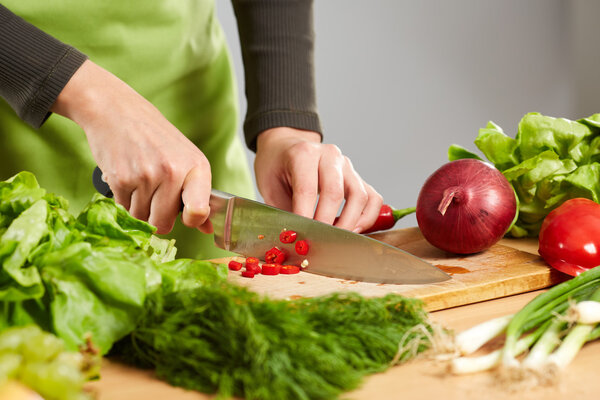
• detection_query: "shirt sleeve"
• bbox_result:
[0,5,87,128]
[231,0,323,152]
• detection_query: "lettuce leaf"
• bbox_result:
[0,172,182,354]
[451,112,600,237]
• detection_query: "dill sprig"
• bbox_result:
[117,281,432,400]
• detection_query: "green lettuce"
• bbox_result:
[0,172,179,354]
[450,112,600,237]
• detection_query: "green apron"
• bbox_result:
[0,1,255,259]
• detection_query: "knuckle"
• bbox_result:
[294,183,318,198]
[291,141,317,157]
[110,173,134,189]
[321,186,344,203]
[366,185,384,205]
[158,160,178,180]
[324,144,342,157]
[354,187,369,206]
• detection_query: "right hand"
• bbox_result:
[51,60,213,234]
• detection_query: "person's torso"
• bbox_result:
[0,0,255,259]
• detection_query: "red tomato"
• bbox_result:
[538,198,600,276]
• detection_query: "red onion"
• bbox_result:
[416,159,516,254]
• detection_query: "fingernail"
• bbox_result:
[353,227,362,233]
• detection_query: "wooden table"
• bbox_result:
[88,238,600,400]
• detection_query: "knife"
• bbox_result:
[92,167,450,284]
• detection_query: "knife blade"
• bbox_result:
[93,167,450,284]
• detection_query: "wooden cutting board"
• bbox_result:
[222,227,568,311]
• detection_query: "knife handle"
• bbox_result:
[92,166,113,198]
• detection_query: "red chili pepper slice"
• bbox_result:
[245,263,261,274]
[261,263,281,275]
[228,260,243,271]
[245,257,260,266]
[265,247,287,264]
[295,240,309,256]
[279,230,298,244]
[241,270,256,278]
[280,265,300,274]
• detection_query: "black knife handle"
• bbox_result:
[92,166,113,198]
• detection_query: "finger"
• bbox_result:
[353,183,384,233]
[289,146,320,219]
[196,218,214,235]
[148,179,182,235]
[112,187,133,212]
[105,171,135,211]
[313,146,345,225]
[128,179,158,221]
[334,159,369,231]
[181,164,212,231]
[259,176,293,212]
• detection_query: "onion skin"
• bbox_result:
[416,159,516,254]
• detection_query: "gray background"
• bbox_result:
[217,0,600,229]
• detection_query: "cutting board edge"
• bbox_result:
[420,268,569,311]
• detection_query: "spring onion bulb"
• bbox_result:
[454,314,513,355]
[547,323,595,370]
[451,328,538,374]
[568,300,600,324]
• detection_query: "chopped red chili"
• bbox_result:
[295,240,309,256]
[257,234,265,240]
[261,263,281,275]
[279,230,298,244]
[245,257,260,266]
[280,265,300,274]
[245,263,261,274]
[265,247,287,264]
[241,270,256,278]
[228,260,243,271]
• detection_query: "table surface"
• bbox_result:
[88,237,600,400]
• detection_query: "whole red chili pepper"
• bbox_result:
[265,247,287,264]
[361,205,416,234]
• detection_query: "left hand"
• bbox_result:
[254,127,383,232]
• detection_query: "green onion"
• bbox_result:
[445,266,600,380]
[501,267,600,368]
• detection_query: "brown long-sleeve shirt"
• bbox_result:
[0,0,322,151]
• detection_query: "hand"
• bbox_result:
[254,127,383,232]
[51,60,213,234]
